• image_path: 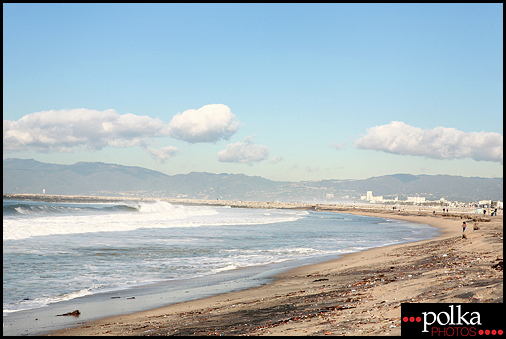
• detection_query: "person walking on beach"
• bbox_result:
[462,222,467,238]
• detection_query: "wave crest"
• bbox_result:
[3,200,302,240]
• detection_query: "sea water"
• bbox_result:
[3,199,438,329]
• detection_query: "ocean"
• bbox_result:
[3,199,438,335]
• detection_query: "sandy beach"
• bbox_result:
[46,204,503,336]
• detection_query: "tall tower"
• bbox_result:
[367,191,373,201]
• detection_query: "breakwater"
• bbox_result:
[3,193,493,220]
[2,194,313,210]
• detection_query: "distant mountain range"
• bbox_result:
[3,158,503,203]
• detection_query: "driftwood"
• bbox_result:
[491,260,503,271]
[57,309,80,317]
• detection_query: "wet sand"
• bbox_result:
[47,205,502,336]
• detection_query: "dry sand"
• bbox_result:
[48,207,503,336]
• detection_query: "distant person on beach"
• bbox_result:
[462,221,467,238]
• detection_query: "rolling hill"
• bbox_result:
[3,158,503,202]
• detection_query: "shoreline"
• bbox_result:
[46,203,501,336]
[3,195,502,336]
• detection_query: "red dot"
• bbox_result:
[479,330,484,335]
[491,330,497,335]
[416,316,422,322]
[410,316,415,322]
[403,316,409,322]
[498,330,503,335]
[486,330,490,335]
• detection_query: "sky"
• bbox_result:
[3,3,503,182]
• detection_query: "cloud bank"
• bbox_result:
[217,135,269,164]
[167,104,240,143]
[354,121,503,163]
[3,108,168,153]
[3,104,241,164]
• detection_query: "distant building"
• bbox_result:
[325,193,334,199]
[361,191,383,203]
[479,200,492,207]
[407,196,425,204]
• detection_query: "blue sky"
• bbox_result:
[3,3,503,181]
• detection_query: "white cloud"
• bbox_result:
[146,146,179,164]
[3,105,241,163]
[330,142,346,150]
[354,121,503,163]
[3,108,168,153]
[217,135,269,164]
[3,104,240,155]
[268,155,284,164]
[306,165,320,173]
[168,104,240,143]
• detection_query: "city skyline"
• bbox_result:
[3,3,503,182]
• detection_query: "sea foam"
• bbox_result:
[3,200,304,240]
